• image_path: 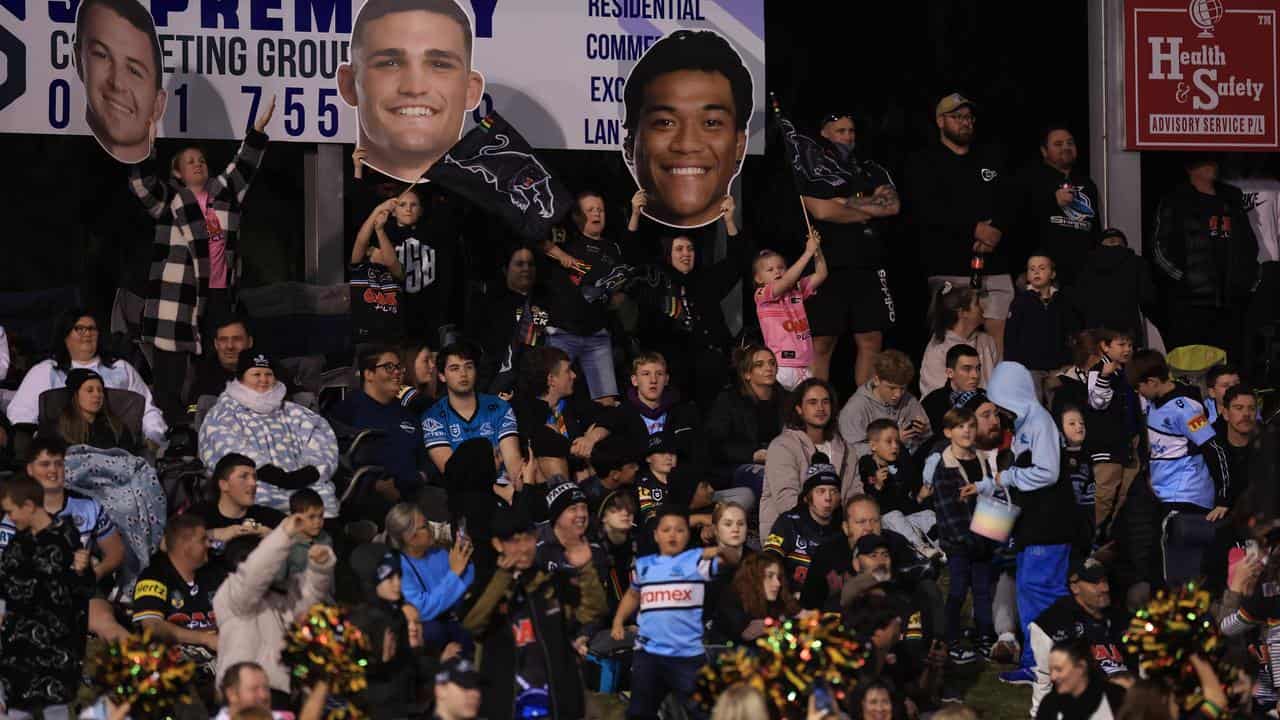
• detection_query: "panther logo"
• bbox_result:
[442,134,557,219]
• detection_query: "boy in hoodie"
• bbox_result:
[1004,254,1078,402]
[979,361,1073,686]
[838,349,932,461]
[349,542,431,720]
[1069,228,1155,344]
[464,505,605,720]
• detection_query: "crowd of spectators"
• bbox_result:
[0,82,1276,720]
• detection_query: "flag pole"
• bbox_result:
[770,92,816,238]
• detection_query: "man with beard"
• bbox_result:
[622,29,752,228]
[905,93,1014,353]
[803,112,901,386]
[338,0,483,182]
[1025,559,1131,716]
[1214,385,1258,510]
[75,0,166,163]
[1010,125,1101,286]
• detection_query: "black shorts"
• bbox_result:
[804,266,897,337]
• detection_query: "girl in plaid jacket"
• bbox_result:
[128,98,275,424]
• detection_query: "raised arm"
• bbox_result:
[766,228,821,298]
[128,149,171,220]
[353,199,397,265]
[374,226,404,281]
[211,96,273,202]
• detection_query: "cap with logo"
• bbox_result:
[545,480,589,524]
[1069,557,1107,584]
[435,657,484,689]
[935,92,977,117]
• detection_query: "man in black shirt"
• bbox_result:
[905,93,1014,353]
[190,453,284,550]
[802,111,900,386]
[132,513,220,694]
[1011,125,1101,287]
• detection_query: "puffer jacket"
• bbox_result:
[761,428,863,538]
[1069,243,1155,343]
[1151,181,1258,305]
[212,524,334,693]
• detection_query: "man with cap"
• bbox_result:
[905,92,1015,354]
[432,658,483,720]
[802,111,901,386]
[1025,558,1131,717]
[763,453,846,589]
[536,481,610,608]
[463,504,604,720]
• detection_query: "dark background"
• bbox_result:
[3,1,1265,397]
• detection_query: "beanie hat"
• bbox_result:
[65,368,105,397]
[801,451,841,497]
[236,350,275,379]
[350,542,400,599]
[545,480,588,525]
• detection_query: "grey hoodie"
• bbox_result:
[837,380,932,461]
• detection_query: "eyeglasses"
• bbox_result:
[70,325,99,336]
[375,362,404,374]
[944,112,976,124]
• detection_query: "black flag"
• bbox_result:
[769,94,852,200]
[425,111,572,243]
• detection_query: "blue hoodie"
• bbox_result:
[981,362,1076,548]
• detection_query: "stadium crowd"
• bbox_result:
[0,32,1279,720]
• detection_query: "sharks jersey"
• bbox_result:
[421,394,518,452]
[632,548,715,657]
[1146,386,1218,509]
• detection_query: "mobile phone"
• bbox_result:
[457,516,468,542]
[812,683,836,715]
[1247,540,1261,563]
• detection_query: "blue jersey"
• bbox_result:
[632,548,715,658]
[0,489,118,550]
[1146,387,1216,509]
[421,393,518,452]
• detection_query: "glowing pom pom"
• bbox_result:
[281,604,371,719]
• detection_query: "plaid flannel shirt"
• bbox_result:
[129,129,267,354]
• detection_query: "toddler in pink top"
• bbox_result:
[753,229,828,389]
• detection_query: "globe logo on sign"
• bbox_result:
[1189,0,1224,38]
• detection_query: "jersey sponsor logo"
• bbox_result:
[135,580,168,600]
[981,168,997,182]
[639,582,704,609]
[479,422,494,436]
[423,417,444,435]
[399,420,416,435]
[1187,414,1208,433]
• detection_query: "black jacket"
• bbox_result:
[1150,181,1258,306]
[799,529,929,611]
[599,389,705,468]
[705,386,784,469]
[1034,671,1126,720]
[904,141,1014,277]
[1013,163,1102,285]
[1004,289,1079,371]
[1029,595,1132,679]
[1069,243,1156,344]
[638,245,748,353]
[462,564,605,720]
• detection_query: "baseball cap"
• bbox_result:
[1069,557,1107,584]
[854,533,891,556]
[645,431,677,458]
[935,92,977,117]
[435,658,484,689]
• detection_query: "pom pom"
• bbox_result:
[1122,582,1233,709]
[281,604,371,720]
[695,613,871,719]
[87,630,196,719]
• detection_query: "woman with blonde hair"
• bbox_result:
[711,683,770,720]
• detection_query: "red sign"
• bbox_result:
[1126,0,1280,150]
